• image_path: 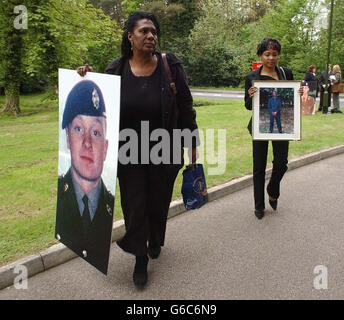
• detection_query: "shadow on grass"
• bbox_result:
[0,92,58,120]
[1,103,58,120]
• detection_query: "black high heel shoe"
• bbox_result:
[269,198,278,211]
[255,209,265,219]
[133,255,148,289]
[148,245,161,259]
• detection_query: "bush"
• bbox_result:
[186,43,240,87]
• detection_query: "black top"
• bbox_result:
[119,55,163,164]
[244,66,294,111]
[105,51,199,167]
[320,70,334,86]
[304,72,318,83]
[105,51,198,136]
[303,72,319,92]
[120,56,162,133]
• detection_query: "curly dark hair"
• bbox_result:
[121,11,161,58]
[256,38,281,56]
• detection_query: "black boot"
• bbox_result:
[133,255,148,289]
[148,245,161,259]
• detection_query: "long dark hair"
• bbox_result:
[121,11,161,58]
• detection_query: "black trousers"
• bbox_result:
[253,140,289,210]
[319,86,331,110]
[117,164,179,257]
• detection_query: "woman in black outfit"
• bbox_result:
[304,65,319,97]
[79,11,198,288]
[244,38,300,220]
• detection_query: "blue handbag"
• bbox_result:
[181,164,208,210]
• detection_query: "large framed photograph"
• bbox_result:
[252,80,301,141]
[55,69,120,275]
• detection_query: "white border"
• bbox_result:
[252,80,301,141]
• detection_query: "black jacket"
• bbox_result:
[55,170,114,274]
[304,72,319,91]
[304,72,318,83]
[105,51,198,139]
[244,66,294,134]
[320,70,335,87]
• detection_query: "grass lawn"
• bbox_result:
[1,94,344,266]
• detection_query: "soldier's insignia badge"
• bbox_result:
[106,204,112,215]
[92,88,100,109]
[64,183,69,192]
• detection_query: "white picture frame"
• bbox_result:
[56,68,120,275]
[252,80,301,141]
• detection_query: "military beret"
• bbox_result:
[62,80,106,129]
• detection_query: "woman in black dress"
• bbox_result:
[244,38,301,220]
[79,11,198,288]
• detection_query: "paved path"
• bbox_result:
[191,89,244,100]
[1,153,344,300]
[190,89,344,105]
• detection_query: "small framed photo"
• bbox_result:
[252,80,301,141]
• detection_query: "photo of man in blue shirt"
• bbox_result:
[268,90,282,133]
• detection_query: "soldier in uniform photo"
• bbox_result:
[55,80,114,274]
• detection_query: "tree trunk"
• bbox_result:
[1,4,23,116]
[1,92,20,116]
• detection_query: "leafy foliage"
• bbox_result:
[0,0,121,114]
[1,0,344,108]
[186,0,249,86]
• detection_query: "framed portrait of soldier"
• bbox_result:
[252,80,301,141]
[55,69,120,275]
[301,80,317,115]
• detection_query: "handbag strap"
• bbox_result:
[162,53,179,119]
[162,53,177,96]
[279,66,287,80]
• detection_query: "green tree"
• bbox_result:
[121,0,148,15]
[89,0,126,27]
[120,0,199,55]
[252,0,320,79]
[0,0,122,115]
[327,0,344,68]
[186,0,249,86]
[0,1,28,115]
[142,1,184,50]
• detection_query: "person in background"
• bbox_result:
[331,65,343,113]
[304,64,319,97]
[319,64,333,112]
